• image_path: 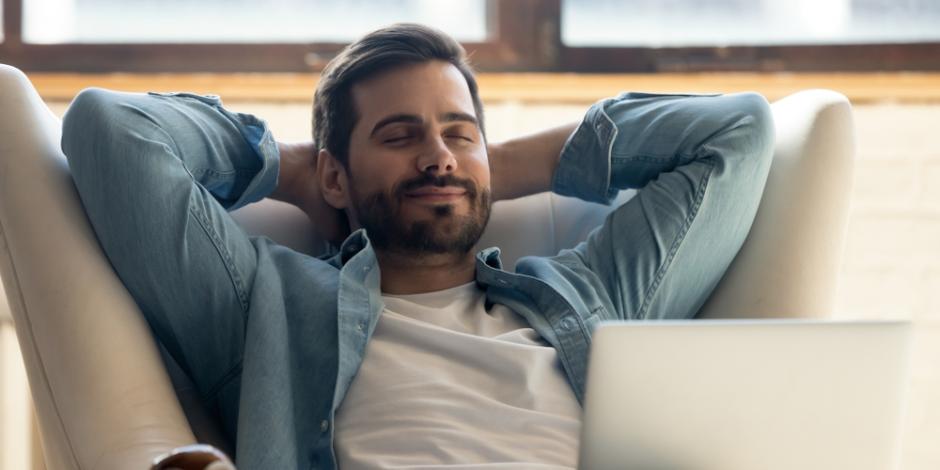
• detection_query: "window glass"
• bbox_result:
[24,0,487,44]
[563,0,940,46]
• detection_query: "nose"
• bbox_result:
[416,135,457,175]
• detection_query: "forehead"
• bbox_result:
[351,60,476,128]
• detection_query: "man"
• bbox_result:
[62,23,774,470]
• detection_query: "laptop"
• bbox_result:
[578,320,913,470]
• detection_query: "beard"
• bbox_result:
[350,172,491,256]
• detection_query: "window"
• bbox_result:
[557,0,940,72]
[562,0,940,46]
[23,0,487,44]
[1,0,938,73]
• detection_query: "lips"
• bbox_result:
[404,186,468,197]
[396,175,477,205]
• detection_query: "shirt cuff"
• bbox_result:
[223,110,280,210]
[551,97,618,205]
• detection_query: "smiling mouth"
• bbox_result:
[404,187,468,202]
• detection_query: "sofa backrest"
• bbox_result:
[229,189,635,269]
[0,60,855,470]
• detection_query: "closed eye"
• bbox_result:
[383,136,413,145]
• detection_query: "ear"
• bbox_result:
[318,148,350,210]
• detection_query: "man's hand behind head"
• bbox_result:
[272,141,350,244]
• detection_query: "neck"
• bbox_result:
[376,249,477,295]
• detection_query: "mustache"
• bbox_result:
[395,173,479,199]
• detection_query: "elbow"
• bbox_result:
[61,87,131,164]
[736,92,776,164]
[62,88,113,136]
[705,92,776,178]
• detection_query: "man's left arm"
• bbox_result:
[493,92,776,320]
[487,122,577,202]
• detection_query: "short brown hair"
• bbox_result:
[312,23,485,167]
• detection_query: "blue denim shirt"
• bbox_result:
[62,89,773,470]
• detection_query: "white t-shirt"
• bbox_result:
[334,282,582,469]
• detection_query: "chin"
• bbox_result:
[355,185,491,255]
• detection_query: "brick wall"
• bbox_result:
[838,104,940,470]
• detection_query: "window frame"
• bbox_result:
[2,0,939,73]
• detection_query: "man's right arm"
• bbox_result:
[62,88,276,448]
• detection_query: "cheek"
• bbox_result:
[347,133,392,190]
[348,150,409,195]
[465,150,491,187]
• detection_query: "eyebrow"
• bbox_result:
[369,112,479,137]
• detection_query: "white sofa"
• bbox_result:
[0,63,855,469]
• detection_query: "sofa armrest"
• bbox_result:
[0,64,195,470]
[697,89,856,318]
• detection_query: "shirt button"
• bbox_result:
[560,317,577,330]
[320,419,330,432]
[362,265,371,273]
[356,322,365,332]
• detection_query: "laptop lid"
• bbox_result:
[578,320,912,470]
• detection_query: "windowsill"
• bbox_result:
[26,71,940,105]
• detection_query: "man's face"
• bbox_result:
[343,60,491,255]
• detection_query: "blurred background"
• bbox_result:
[1,0,939,469]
